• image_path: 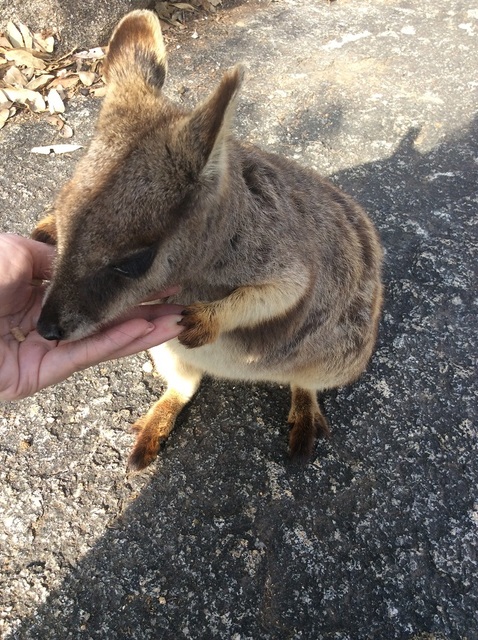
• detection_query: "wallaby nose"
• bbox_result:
[37,319,65,341]
[36,312,66,341]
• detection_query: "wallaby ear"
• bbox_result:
[104,10,167,91]
[177,65,245,178]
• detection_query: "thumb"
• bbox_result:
[24,237,56,280]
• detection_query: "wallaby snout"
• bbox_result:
[36,281,101,342]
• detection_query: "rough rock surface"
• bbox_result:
[0,0,477,638]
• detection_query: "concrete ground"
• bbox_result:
[0,0,477,638]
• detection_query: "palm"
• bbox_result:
[0,235,57,398]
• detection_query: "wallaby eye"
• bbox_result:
[110,245,157,279]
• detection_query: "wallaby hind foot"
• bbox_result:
[128,389,191,471]
[288,386,330,462]
[128,352,202,471]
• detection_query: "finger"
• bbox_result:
[100,315,184,360]
[68,315,183,369]
[112,303,185,324]
[23,237,56,280]
[40,315,183,388]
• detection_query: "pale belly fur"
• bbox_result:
[148,334,360,391]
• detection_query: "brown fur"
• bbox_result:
[128,389,190,470]
[288,386,330,461]
[32,10,383,469]
[31,213,57,245]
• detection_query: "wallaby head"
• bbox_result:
[35,10,243,341]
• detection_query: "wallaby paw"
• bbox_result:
[315,412,331,440]
[288,411,330,463]
[31,213,58,245]
[289,414,317,463]
[127,392,188,472]
[129,416,145,434]
[127,427,162,472]
[178,302,219,349]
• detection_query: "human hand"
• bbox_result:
[0,234,183,401]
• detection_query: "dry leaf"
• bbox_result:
[59,123,74,138]
[74,47,105,60]
[0,36,13,49]
[0,22,108,128]
[33,33,54,53]
[6,22,24,49]
[0,90,12,109]
[0,108,10,128]
[52,49,76,64]
[3,66,28,87]
[170,13,187,27]
[18,23,33,50]
[5,49,47,70]
[44,57,75,74]
[91,85,107,97]
[31,144,82,155]
[22,67,35,82]
[171,3,196,10]
[45,114,65,129]
[26,74,55,91]
[47,88,65,113]
[88,59,102,74]
[48,75,79,90]
[54,85,66,99]
[2,86,46,112]
[78,71,95,86]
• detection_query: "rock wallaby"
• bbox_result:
[32,10,383,470]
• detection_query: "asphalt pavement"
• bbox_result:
[0,1,477,638]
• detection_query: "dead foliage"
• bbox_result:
[153,0,222,28]
[0,20,108,136]
[0,3,225,135]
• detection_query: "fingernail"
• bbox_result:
[142,322,156,335]
[159,315,184,329]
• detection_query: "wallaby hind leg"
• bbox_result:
[128,353,202,471]
[288,385,330,461]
